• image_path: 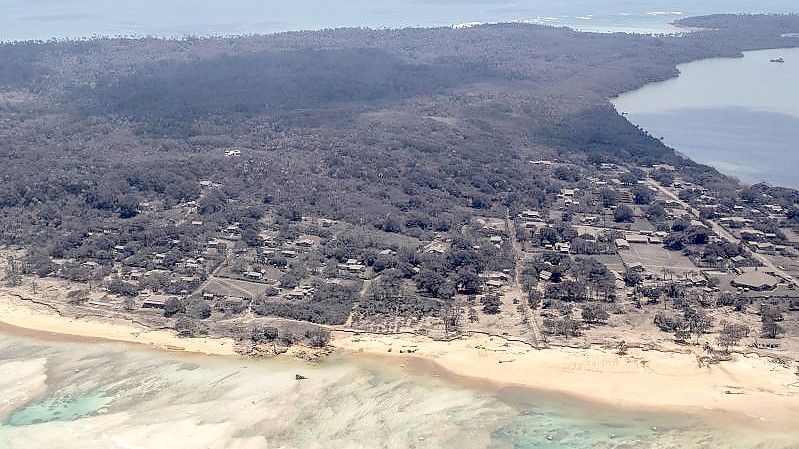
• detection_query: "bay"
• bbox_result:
[614,47,799,188]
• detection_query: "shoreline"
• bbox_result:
[0,293,237,356]
[1,292,798,428]
[612,46,799,189]
[331,331,799,428]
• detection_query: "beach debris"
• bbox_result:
[295,374,307,380]
[546,435,553,441]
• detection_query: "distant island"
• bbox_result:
[1,13,799,418]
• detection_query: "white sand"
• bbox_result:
[2,291,798,428]
[0,294,237,356]
[332,331,799,427]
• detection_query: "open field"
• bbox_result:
[619,243,697,276]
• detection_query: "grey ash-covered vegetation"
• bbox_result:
[1,14,799,350]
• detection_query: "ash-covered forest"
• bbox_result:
[1,14,798,348]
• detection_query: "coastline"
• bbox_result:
[332,331,799,428]
[1,292,798,428]
[0,293,237,356]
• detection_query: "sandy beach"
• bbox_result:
[332,331,799,427]
[0,293,237,356]
[1,291,798,428]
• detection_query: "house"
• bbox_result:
[243,271,264,281]
[614,239,630,250]
[626,234,649,244]
[732,270,780,291]
[519,210,542,220]
[224,149,241,157]
[539,270,553,282]
[741,229,766,240]
[482,271,509,282]
[424,242,448,254]
[686,272,707,286]
[295,238,315,248]
[554,242,571,253]
[339,259,366,273]
[142,299,166,309]
[719,217,748,228]
[581,215,599,225]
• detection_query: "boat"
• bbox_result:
[769,57,785,63]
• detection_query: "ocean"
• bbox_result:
[613,47,799,188]
[0,330,795,449]
[1,0,799,42]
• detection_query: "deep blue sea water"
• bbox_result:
[1,0,798,41]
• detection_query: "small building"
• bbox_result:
[519,210,542,220]
[686,272,707,286]
[732,270,780,291]
[424,242,448,254]
[626,234,649,244]
[142,299,166,309]
[581,215,599,225]
[295,238,315,248]
[338,259,366,273]
[614,239,630,250]
[243,271,264,281]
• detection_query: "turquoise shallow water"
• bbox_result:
[6,391,113,426]
[1,0,798,41]
[0,331,796,449]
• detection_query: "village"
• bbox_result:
[2,155,799,359]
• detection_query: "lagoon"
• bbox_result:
[613,47,799,188]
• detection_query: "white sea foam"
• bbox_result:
[452,21,482,29]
